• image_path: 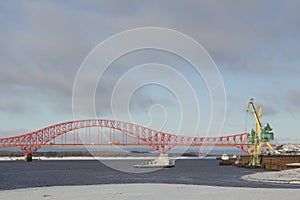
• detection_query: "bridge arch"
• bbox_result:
[0,119,250,155]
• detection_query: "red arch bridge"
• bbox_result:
[0,119,251,156]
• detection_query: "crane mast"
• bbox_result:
[247,98,274,166]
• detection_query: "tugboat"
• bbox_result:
[219,154,237,165]
[134,154,175,168]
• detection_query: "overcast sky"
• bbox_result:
[0,0,299,141]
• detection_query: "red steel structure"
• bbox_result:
[0,119,250,156]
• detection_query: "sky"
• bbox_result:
[0,0,300,142]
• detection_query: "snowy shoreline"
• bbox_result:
[1,184,300,200]
[241,168,300,184]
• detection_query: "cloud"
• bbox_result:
[0,99,26,114]
[0,128,30,138]
[256,89,300,116]
[0,1,299,137]
[262,105,280,116]
[285,89,300,113]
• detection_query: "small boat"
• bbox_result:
[134,154,175,168]
[219,153,235,165]
[221,153,229,161]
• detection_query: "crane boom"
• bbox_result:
[248,99,262,131]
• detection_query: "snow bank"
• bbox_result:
[242,168,300,184]
[0,184,299,200]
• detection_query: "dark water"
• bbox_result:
[0,159,299,190]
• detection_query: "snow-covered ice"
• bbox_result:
[242,168,300,184]
[0,184,300,200]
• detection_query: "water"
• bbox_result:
[1,159,300,190]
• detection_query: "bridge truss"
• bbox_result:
[0,119,250,155]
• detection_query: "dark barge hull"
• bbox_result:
[235,155,300,170]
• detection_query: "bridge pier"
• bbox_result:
[24,153,32,162]
[21,146,38,162]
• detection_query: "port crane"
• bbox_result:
[247,98,274,166]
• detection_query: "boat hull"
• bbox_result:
[134,163,175,168]
[134,154,175,168]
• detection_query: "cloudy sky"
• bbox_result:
[0,0,299,141]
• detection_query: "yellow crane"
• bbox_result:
[247,98,274,166]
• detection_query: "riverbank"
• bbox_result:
[241,168,300,184]
[0,150,219,157]
[1,184,300,200]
